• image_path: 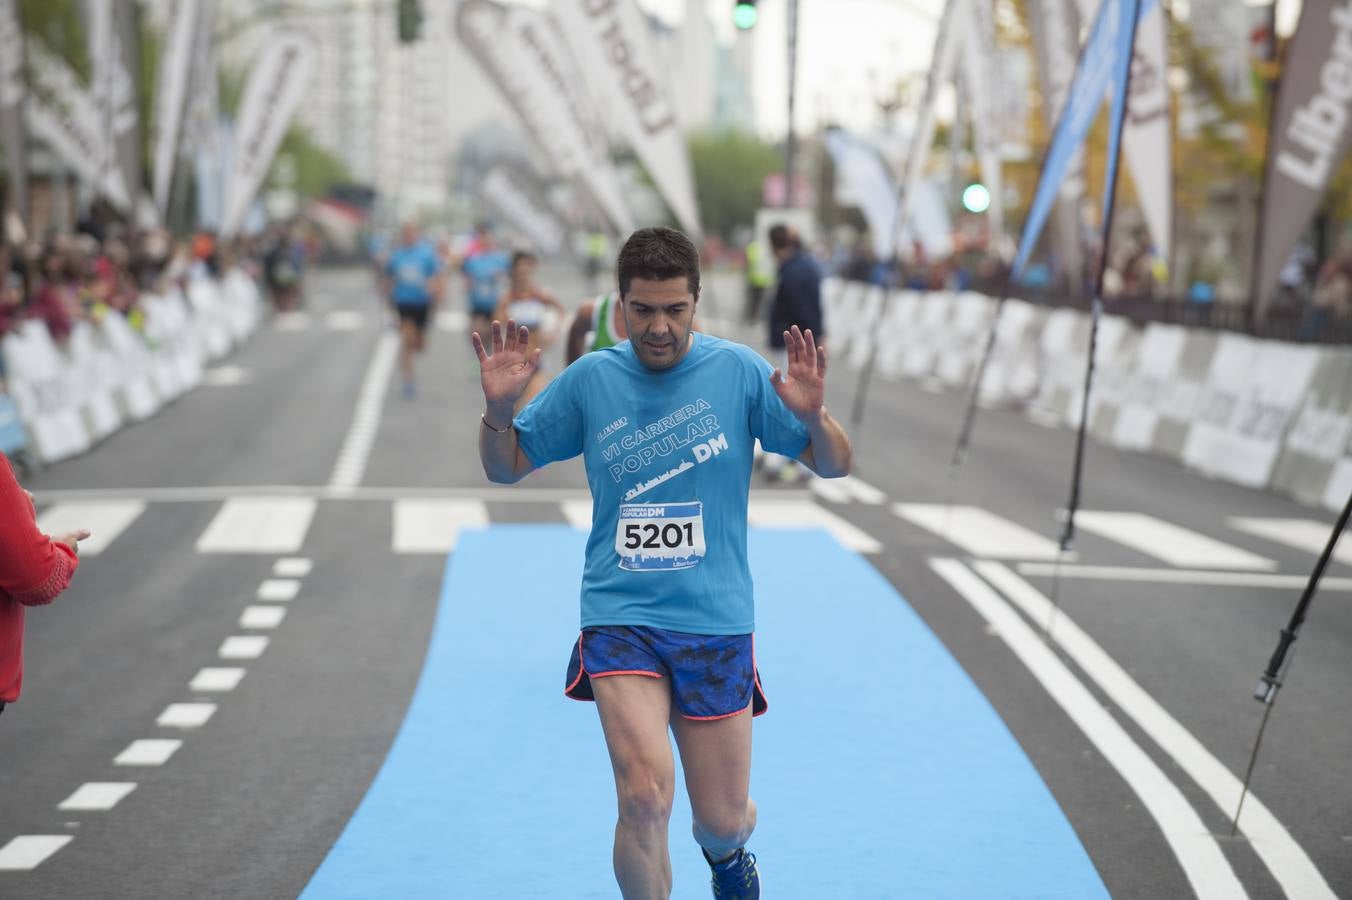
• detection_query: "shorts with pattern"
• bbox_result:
[565,625,766,720]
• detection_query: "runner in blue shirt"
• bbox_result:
[460,225,510,345]
[384,223,443,398]
[473,227,853,900]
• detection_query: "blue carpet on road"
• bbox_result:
[300,525,1107,899]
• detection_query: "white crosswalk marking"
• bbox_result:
[893,504,1066,560]
[0,836,73,870]
[435,310,467,332]
[273,557,313,577]
[1229,517,1352,566]
[1074,511,1275,571]
[392,499,489,553]
[36,501,146,556]
[196,498,317,553]
[257,579,300,601]
[747,499,881,553]
[562,498,880,552]
[809,475,886,505]
[219,636,269,660]
[324,310,365,331]
[57,782,137,811]
[274,312,312,331]
[560,499,593,530]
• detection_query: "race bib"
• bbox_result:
[615,501,706,571]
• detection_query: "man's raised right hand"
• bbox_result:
[471,319,541,419]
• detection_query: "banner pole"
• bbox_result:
[1056,0,1143,557]
[1231,489,1350,834]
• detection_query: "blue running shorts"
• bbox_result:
[565,626,767,720]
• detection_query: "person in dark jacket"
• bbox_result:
[764,225,825,482]
[767,224,824,351]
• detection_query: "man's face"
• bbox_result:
[512,258,537,287]
[401,224,418,246]
[622,276,697,371]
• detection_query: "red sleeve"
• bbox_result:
[0,455,79,606]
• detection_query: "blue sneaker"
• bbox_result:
[705,848,759,899]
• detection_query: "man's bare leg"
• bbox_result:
[670,702,756,859]
[592,674,676,900]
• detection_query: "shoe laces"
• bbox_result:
[711,849,757,897]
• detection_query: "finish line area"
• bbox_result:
[299,526,1106,899]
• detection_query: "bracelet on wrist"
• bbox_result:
[481,414,511,434]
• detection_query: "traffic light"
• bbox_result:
[397,0,423,43]
[733,1,759,30]
[961,182,991,214]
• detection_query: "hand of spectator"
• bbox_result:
[53,529,92,555]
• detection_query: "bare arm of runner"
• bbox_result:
[472,319,541,484]
[771,325,853,478]
[565,302,595,365]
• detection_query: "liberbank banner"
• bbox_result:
[457,0,634,236]
[551,0,701,236]
[1254,0,1352,320]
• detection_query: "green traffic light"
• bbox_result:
[733,4,758,29]
[962,183,991,214]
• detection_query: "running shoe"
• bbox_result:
[705,847,759,899]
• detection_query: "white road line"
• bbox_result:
[114,739,182,766]
[57,783,137,811]
[31,485,814,503]
[435,310,467,332]
[329,332,399,491]
[195,497,317,554]
[746,499,881,553]
[240,605,287,629]
[0,836,72,871]
[156,703,217,729]
[810,475,886,505]
[560,499,593,530]
[1229,517,1352,566]
[273,557,313,577]
[1014,563,1352,590]
[190,667,246,692]
[274,312,312,331]
[392,499,489,553]
[324,310,366,331]
[975,561,1335,900]
[256,579,300,602]
[1073,511,1275,570]
[201,365,250,387]
[929,559,1247,900]
[36,501,146,556]
[219,636,269,660]
[806,478,852,503]
[893,503,1066,560]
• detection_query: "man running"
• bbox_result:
[473,227,852,899]
[493,251,566,407]
[384,222,443,399]
[564,289,625,364]
[460,224,510,344]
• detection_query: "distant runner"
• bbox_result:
[564,290,625,364]
[384,223,443,399]
[461,224,510,346]
[493,251,566,408]
[473,227,853,899]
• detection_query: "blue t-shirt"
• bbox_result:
[514,333,811,635]
[386,242,442,305]
[462,251,510,312]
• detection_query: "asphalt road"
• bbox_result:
[1,265,1346,899]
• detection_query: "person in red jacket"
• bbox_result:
[0,452,89,716]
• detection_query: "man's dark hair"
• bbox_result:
[511,250,537,269]
[768,224,795,252]
[616,227,700,298]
